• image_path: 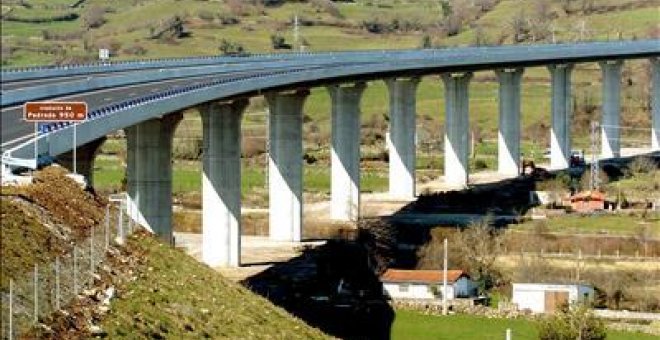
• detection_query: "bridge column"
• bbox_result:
[548,64,574,170]
[55,137,106,187]
[328,83,366,221]
[200,99,248,267]
[386,78,420,199]
[600,60,623,158]
[442,72,472,186]
[126,113,182,245]
[652,58,660,151]
[266,90,309,242]
[496,68,524,176]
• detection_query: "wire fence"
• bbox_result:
[1,194,135,339]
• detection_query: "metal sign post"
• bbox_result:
[73,123,77,174]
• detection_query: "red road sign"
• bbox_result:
[23,102,87,122]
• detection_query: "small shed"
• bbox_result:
[381,269,476,301]
[512,283,594,314]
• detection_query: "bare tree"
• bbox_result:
[510,10,530,43]
[418,218,504,292]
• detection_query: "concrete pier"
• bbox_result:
[652,58,660,151]
[442,72,472,186]
[126,113,182,244]
[200,100,248,267]
[266,90,309,241]
[328,83,366,221]
[548,64,574,170]
[55,137,106,186]
[386,78,420,199]
[496,68,524,176]
[600,60,623,158]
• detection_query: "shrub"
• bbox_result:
[122,44,148,56]
[627,156,656,176]
[310,0,343,18]
[537,305,606,340]
[270,34,291,49]
[474,159,488,170]
[242,138,265,158]
[173,138,202,160]
[420,34,432,48]
[82,5,106,29]
[219,39,246,55]
[218,14,240,25]
[362,18,387,34]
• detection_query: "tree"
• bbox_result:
[417,218,504,293]
[453,218,504,292]
[538,304,606,340]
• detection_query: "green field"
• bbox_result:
[391,310,659,340]
[515,213,660,237]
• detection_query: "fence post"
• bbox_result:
[90,226,94,286]
[506,328,512,340]
[73,246,78,295]
[33,264,38,323]
[9,279,13,340]
[105,205,110,250]
[55,257,60,310]
[117,202,124,245]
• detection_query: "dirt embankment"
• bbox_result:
[1,166,108,288]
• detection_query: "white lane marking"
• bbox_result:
[1,134,34,147]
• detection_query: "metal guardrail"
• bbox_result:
[2,40,659,168]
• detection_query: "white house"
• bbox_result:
[380,269,477,301]
[512,283,595,314]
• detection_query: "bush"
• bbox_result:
[537,305,606,340]
[122,44,148,56]
[219,39,246,55]
[362,18,387,34]
[173,138,203,160]
[310,0,343,18]
[82,5,106,29]
[627,156,656,176]
[218,14,240,25]
[473,159,488,170]
[270,34,291,49]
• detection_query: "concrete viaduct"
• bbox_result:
[2,40,659,267]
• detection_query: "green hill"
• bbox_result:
[1,0,658,66]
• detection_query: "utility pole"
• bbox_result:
[442,238,448,315]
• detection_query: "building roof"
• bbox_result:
[381,269,469,284]
[570,190,606,202]
[513,282,593,289]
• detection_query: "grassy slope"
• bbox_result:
[100,233,328,339]
[1,167,328,338]
[391,310,659,340]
